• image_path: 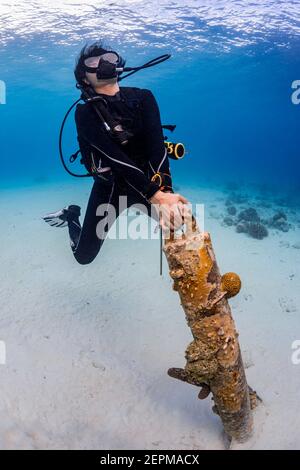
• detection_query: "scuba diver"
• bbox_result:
[43,42,188,265]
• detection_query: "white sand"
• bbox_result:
[0,180,300,450]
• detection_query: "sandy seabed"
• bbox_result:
[0,180,300,450]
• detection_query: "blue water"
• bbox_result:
[1,0,300,197]
[1,2,300,450]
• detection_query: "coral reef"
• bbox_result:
[238,207,260,223]
[267,211,289,232]
[223,216,234,227]
[227,206,237,216]
[236,223,247,233]
[222,187,295,239]
[222,202,271,239]
[246,222,269,240]
[234,220,268,239]
[221,272,242,298]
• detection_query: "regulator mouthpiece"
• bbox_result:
[84,51,121,80]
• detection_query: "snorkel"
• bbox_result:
[82,50,171,82]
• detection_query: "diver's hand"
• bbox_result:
[149,190,189,231]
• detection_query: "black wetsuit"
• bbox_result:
[68,86,173,265]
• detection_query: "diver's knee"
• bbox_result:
[73,253,96,265]
[73,242,102,265]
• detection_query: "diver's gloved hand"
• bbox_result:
[42,205,81,228]
[149,190,189,232]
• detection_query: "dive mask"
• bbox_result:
[84,51,122,79]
